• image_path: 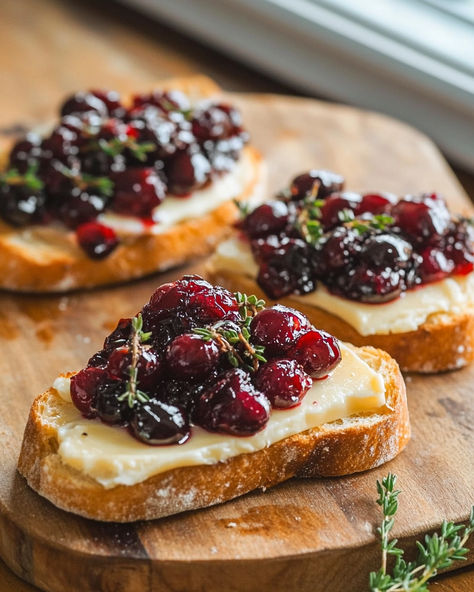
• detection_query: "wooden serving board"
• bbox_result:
[0,94,473,592]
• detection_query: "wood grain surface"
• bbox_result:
[0,1,473,591]
[0,93,473,592]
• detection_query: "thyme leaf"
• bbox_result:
[117,313,150,408]
[0,163,44,192]
[369,473,474,592]
[192,292,267,372]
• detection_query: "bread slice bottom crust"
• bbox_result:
[17,347,409,522]
[0,75,263,292]
[208,270,474,373]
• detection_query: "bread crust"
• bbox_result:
[0,76,263,292]
[17,348,409,522]
[208,270,474,373]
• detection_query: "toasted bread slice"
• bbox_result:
[18,347,409,522]
[207,269,474,373]
[0,76,264,292]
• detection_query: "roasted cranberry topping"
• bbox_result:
[0,88,248,258]
[239,202,289,238]
[250,304,311,356]
[255,359,311,408]
[289,169,345,201]
[76,221,119,259]
[70,366,107,418]
[111,168,165,218]
[130,400,190,445]
[166,333,220,379]
[237,170,473,303]
[70,277,342,444]
[194,368,270,436]
[107,346,162,390]
[288,330,341,378]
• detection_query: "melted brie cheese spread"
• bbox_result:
[52,344,384,488]
[211,238,474,336]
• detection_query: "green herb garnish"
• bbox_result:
[369,473,474,591]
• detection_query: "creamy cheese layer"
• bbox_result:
[98,150,263,237]
[51,344,385,488]
[211,238,474,336]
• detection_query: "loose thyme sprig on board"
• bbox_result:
[193,292,267,372]
[369,473,474,592]
[118,313,152,408]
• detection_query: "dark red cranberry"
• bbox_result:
[240,202,289,238]
[192,103,242,140]
[255,359,311,408]
[60,92,108,118]
[40,163,75,198]
[250,304,311,356]
[362,234,413,269]
[107,346,162,391]
[57,190,108,229]
[319,192,362,228]
[76,222,119,259]
[130,399,190,445]
[87,348,110,368]
[315,226,362,273]
[194,368,270,436]
[328,266,404,303]
[155,377,211,413]
[392,195,450,243]
[70,366,108,418]
[289,170,345,201]
[9,134,42,173]
[0,184,46,227]
[131,90,190,113]
[445,220,474,275]
[419,246,455,283]
[104,318,132,351]
[355,192,397,216]
[288,330,341,378]
[147,276,239,324]
[95,377,131,425]
[147,280,188,316]
[188,281,240,323]
[255,238,317,298]
[166,333,220,379]
[166,148,211,195]
[41,126,80,162]
[90,90,125,117]
[111,168,166,218]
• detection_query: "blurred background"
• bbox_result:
[0,0,473,188]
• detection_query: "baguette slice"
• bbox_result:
[208,269,474,374]
[18,347,409,522]
[0,76,263,292]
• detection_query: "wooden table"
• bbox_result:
[0,1,472,590]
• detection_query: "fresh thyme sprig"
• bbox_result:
[0,163,44,192]
[193,292,267,372]
[55,163,114,197]
[337,209,395,235]
[96,137,157,162]
[369,473,474,592]
[295,198,325,247]
[117,314,152,408]
[234,291,266,319]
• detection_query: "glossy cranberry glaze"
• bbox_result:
[70,275,342,444]
[0,89,248,257]
[238,170,474,303]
